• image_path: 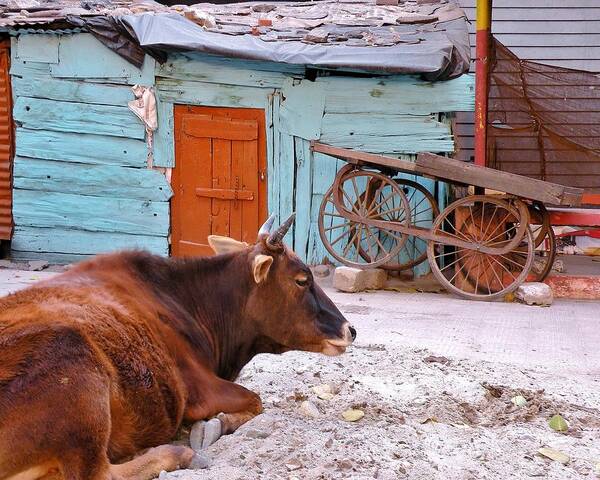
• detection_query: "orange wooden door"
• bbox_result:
[171,106,267,257]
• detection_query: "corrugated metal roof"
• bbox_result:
[0,41,12,240]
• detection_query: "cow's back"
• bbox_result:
[0,270,188,462]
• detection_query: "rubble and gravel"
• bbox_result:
[160,291,600,480]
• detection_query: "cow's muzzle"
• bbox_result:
[321,322,356,356]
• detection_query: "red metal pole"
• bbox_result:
[474,0,492,167]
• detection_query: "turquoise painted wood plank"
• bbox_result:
[10,250,90,265]
[13,157,173,201]
[411,176,435,278]
[157,53,301,89]
[318,74,475,115]
[14,97,145,139]
[293,137,313,260]
[320,113,454,154]
[12,76,135,106]
[265,93,275,213]
[307,152,341,265]
[12,226,169,256]
[153,99,174,168]
[10,58,51,77]
[16,128,148,167]
[278,132,295,247]
[50,34,155,84]
[268,92,281,221]
[279,78,325,141]
[15,34,59,63]
[156,79,271,109]
[13,190,169,236]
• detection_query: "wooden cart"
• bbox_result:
[312,142,583,301]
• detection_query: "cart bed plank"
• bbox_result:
[417,153,583,206]
[310,143,582,206]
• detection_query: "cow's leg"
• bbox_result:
[186,380,263,449]
[109,445,207,480]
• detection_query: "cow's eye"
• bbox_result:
[295,277,309,287]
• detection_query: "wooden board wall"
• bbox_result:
[10,33,171,263]
[10,33,474,271]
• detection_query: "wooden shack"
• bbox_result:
[0,0,474,269]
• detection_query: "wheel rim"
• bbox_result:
[318,170,410,268]
[427,195,535,300]
[527,202,556,282]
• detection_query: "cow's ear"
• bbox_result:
[208,235,249,255]
[252,254,273,284]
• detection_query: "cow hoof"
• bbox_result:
[190,418,222,451]
[190,451,211,469]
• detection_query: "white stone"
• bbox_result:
[515,282,554,306]
[299,400,320,418]
[313,264,331,278]
[333,266,386,292]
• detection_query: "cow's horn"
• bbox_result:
[267,213,296,248]
[258,213,276,236]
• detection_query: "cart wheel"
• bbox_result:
[318,170,410,268]
[527,202,556,282]
[380,179,440,271]
[426,195,535,301]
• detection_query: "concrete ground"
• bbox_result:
[2,268,599,478]
[2,268,598,374]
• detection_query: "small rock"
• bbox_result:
[285,459,302,471]
[551,258,565,273]
[342,409,364,422]
[538,447,570,465]
[515,282,553,306]
[300,400,320,418]
[338,459,353,470]
[312,383,335,400]
[423,355,450,365]
[313,264,331,278]
[27,260,49,271]
[333,267,386,293]
[158,471,168,480]
[245,428,271,439]
[594,462,600,475]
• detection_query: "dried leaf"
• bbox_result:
[511,395,527,407]
[548,414,569,432]
[419,417,438,424]
[538,447,570,465]
[342,409,364,422]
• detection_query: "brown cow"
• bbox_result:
[0,215,355,480]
